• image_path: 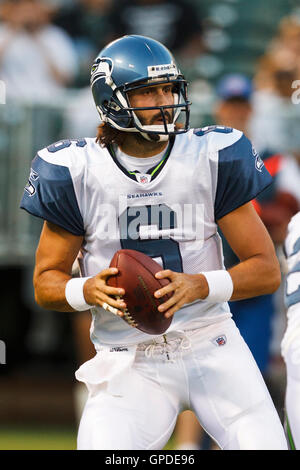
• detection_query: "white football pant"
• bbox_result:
[283,335,300,449]
[77,318,287,450]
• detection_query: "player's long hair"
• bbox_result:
[96,122,183,148]
[96,123,127,148]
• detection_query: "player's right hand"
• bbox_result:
[83,268,126,316]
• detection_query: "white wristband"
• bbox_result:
[201,270,233,303]
[65,277,93,311]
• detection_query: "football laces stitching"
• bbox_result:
[116,296,138,328]
[123,310,138,327]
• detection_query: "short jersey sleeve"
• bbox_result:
[20,153,84,236]
[214,133,272,220]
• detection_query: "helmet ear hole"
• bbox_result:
[108,100,121,112]
[105,94,133,128]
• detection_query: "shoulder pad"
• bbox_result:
[193,125,233,136]
[38,138,89,167]
[193,126,243,153]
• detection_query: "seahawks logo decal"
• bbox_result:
[24,168,39,196]
[90,57,114,86]
[252,146,264,172]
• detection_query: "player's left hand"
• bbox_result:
[154,270,209,318]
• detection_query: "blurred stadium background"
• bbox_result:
[1,0,300,450]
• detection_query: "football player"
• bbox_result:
[20,35,288,450]
[281,212,300,449]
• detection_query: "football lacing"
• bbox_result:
[115,295,138,328]
[115,296,138,327]
[123,310,138,328]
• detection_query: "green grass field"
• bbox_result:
[0,426,77,450]
[0,426,175,450]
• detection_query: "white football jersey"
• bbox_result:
[21,126,272,347]
[281,212,300,356]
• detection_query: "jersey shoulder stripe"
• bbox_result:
[192,125,243,152]
[37,137,105,168]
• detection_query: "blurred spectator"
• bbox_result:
[215,73,299,371]
[255,15,300,92]
[249,14,300,240]
[0,0,78,104]
[276,151,300,208]
[109,0,204,66]
[250,15,300,155]
[250,13,300,247]
[53,0,115,86]
[61,86,100,139]
[214,73,253,136]
[214,73,299,244]
[54,0,114,52]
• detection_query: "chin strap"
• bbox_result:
[132,112,175,142]
[140,130,171,142]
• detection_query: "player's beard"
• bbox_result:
[131,129,169,150]
[123,110,172,152]
[137,109,172,142]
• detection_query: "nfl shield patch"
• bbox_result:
[136,173,151,184]
[212,335,227,347]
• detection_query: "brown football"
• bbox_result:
[107,249,173,335]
